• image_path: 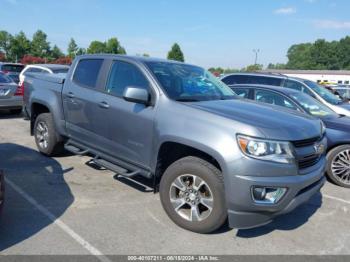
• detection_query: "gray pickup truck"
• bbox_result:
[24,55,327,233]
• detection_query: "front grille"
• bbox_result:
[292,136,321,148]
[298,155,321,169]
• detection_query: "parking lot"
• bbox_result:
[0,110,349,256]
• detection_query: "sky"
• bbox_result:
[0,0,350,68]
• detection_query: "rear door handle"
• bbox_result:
[67,92,75,99]
[98,101,110,109]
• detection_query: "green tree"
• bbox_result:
[338,36,350,69]
[76,48,86,56]
[31,30,51,58]
[105,37,126,54]
[7,31,30,62]
[67,38,78,58]
[0,31,12,57]
[143,53,150,57]
[267,63,287,70]
[167,43,184,62]
[51,45,64,60]
[286,43,313,69]
[87,41,107,54]
[243,64,263,72]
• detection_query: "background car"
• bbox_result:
[0,72,23,114]
[19,64,70,86]
[0,170,4,212]
[230,83,350,188]
[327,85,350,101]
[0,62,25,84]
[221,73,350,117]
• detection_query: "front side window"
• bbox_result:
[291,92,337,117]
[233,88,250,98]
[73,59,103,88]
[106,61,149,97]
[255,89,296,110]
[146,62,235,101]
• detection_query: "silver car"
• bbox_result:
[0,72,23,114]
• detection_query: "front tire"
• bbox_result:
[326,145,350,188]
[34,113,63,156]
[159,156,227,233]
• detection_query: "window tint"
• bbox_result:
[222,75,282,86]
[233,88,250,98]
[106,61,149,97]
[1,64,24,73]
[221,75,249,85]
[73,59,103,88]
[255,89,296,110]
[284,79,304,91]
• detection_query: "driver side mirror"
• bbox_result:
[123,86,150,105]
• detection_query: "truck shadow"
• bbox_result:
[236,192,322,238]
[0,110,23,119]
[0,143,74,252]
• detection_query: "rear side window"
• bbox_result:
[222,75,282,86]
[221,75,250,85]
[284,80,303,91]
[73,59,103,88]
[106,61,149,97]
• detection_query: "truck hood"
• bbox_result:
[188,99,322,141]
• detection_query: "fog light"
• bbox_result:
[252,187,287,204]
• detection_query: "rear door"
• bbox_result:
[62,58,106,148]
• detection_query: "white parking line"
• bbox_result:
[323,194,350,205]
[5,177,111,262]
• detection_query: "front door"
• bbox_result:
[94,60,156,169]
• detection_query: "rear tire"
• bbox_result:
[326,145,350,188]
[159,156,227,233]
[34,113,64,156]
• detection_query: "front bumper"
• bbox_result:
[226,156,326,229]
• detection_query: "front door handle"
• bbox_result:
[98,101,110,109]
[67,92,75,98]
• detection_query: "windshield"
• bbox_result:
[304,80,343,105]
[291,92,337,117]
[145,61,236,101]
[2,64,24,73]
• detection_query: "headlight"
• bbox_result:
[237,135,295,164]
[321,121,326,135]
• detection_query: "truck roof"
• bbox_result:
[76,54,192,66]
